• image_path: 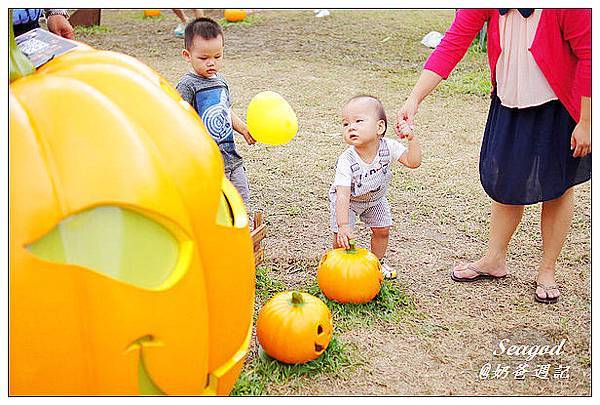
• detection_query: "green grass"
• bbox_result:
[221,14,261,28]
[255,266,287,304]
[286,206,302,216]
[138,13,166,22]
[231,336,358,396]
[257,265,419,333]
[307,280,419,332]
[237,264,415,395]
[435,42,491,97]
[438,69,491,97]
[73,25,111,36]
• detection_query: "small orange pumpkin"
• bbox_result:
[224,9,247,22]
[256,291,333,364]
[317,241,383,303]
[143,9,161,18]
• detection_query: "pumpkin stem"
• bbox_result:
[9,10,35,83]
[345,239,358,254]
[290,291,304,305]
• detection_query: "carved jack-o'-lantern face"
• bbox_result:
[9,43,255,395]
[256,291,333,364]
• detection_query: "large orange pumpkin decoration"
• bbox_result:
[9,24,254,395]
[256,291,333,364]
[317,241,383,303]
[224,9,247,22]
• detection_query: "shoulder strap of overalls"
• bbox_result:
[379,139,391,174]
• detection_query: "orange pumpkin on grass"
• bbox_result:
[224,9,246,22]
[317,240,383,304]
[143,9,161,18]
[256,291,333,364]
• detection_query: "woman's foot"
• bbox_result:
[451,257,507,281]
[535,268,560,304]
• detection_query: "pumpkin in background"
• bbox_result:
[144,9,161,17]
[224,9,247,22]
[256,291,333,364]
[317,241,383,304]
[9,25,255,396]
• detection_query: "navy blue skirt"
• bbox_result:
[480,94,591,205]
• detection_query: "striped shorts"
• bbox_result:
[329,194,392,233]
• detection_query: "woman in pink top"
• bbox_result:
[397,9,591,304]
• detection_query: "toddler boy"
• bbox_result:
[176,17,255,204]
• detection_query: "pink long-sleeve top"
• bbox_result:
[424,9,591,122]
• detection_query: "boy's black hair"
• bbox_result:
[347,95,388,135]
[184,17,224,50]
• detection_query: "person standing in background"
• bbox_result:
[172,9,204,38]
[12,9,74,38]
[398,9,591,304]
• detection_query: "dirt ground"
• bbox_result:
[77,9,591,395]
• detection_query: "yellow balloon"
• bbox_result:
[247,91,298,145]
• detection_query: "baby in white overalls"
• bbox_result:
[329,95,422,278]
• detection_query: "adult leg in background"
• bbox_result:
[536,187,574,302]
[452,201,524,279]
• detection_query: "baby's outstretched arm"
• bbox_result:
[395,121,422,168]
[335,186,353,249]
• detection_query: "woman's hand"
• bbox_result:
[398,96,419,127]
[395,119,414,140]
[397,70,443,128]
[571,120,591,157]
